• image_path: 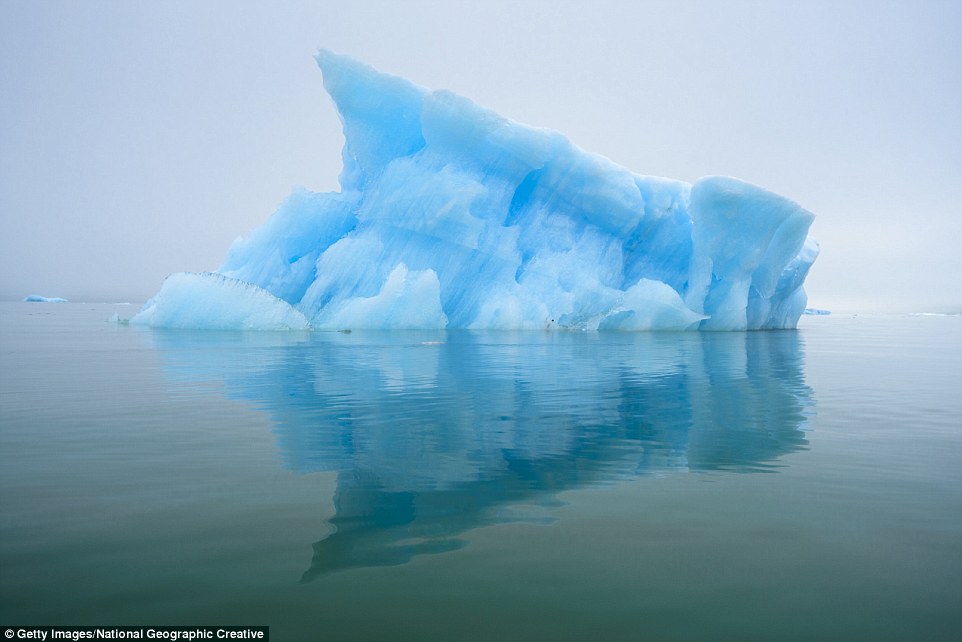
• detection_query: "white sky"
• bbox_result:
[1,0,960,312]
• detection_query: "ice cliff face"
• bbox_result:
[133,50,818,331]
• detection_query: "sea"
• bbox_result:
[1,302,960,641]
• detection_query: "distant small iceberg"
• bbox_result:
[23,295,68,303]
[803,308,831,315]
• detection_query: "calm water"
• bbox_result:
[1,302,960,641]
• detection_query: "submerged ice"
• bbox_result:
[133,50,818,331]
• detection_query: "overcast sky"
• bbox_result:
[1,0,960,312]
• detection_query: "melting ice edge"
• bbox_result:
[133,50,818,331]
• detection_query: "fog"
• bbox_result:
[2,0,960,312]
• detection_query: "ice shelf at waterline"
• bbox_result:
[132,50,818,331]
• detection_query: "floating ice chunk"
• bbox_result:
[130,272,310,330]
[134,50,818,331]
[23,295,68,303]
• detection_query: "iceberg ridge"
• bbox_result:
[134,50,818,331]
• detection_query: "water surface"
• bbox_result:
[1,303,960,640]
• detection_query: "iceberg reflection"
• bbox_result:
[147,329,814,578]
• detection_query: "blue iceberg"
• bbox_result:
[24,295,68,303]
[133,50,818,331]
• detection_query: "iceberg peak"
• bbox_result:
[133,50,817,331]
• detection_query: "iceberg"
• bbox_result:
[133,50,818,331]
[24,295,68,303]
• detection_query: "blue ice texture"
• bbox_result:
[132,51,818,331]
[24,295,68,303]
